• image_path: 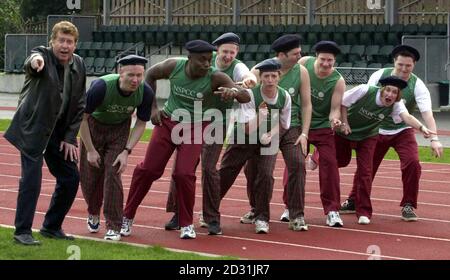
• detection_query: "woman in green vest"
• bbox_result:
[335,76,434,225]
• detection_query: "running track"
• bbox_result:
[0,135,449,260]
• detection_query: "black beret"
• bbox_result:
[117,54,148,66]
[312,40,341,56]
[212,32,240,46]
[391,44,420,61]
[271,34,301,52]
[379,76,408,90]
[255,58,282,72]
[185,40,217,53]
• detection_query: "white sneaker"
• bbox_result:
[87,214,100,233]
[306,154,318,171]
[280,209,289,222]
[326,211,344,227]
[104,229,121,241]
[198,213,208,228]
[180,224,196,239]
[120,217,133,236]
[358,216,370,225]
[288,216,309,231]
[240,211,255,224]
[255,220,269,234]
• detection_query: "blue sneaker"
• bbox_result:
[87,215,100,233]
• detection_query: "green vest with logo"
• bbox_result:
[305,57,342,129]
[203,52,240,123]
[163,58,217,123]
[378,68,418,130]
[234,85,288,144]
[339,86,394,141]
[279,63,302,128]
[91,74,144,125]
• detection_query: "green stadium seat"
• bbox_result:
[346,24,362,45]
[333,24,350,45]
[113,25,127,42]
[269,25,284,43]
[297,25,310,41]
[245,60,257,69]
[187,24,202,42]
[143,25,158,44]
[364,45,380,63]
[306,24,322,45]
[373,24,390,45]
[84,57,95,75]
[386,24,403,45]
[87,42,102,57]
[244,25,259,44]
[348,45,366,62]
[300,44,311,56]
[360,24,376,45]
[404,24,418,35]
[236,25,248,41]
[110,42,124,57]
[320,24,336,41]
[417,23,433,35]
[210,24,226,42]
[285,24,299,34]
[372,45,394,64]
[199,25,212,42]
[431,24,447,35]
[98,41,113,58]
[155,25,169,45]
[134,25,146,43]
[93,57,106,75]
[104,57,117,73]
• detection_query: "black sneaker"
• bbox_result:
[207,221,223,235]
[339,199,356,214]
[401,203,418,221]
[164,214,180,230]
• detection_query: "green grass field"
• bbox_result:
[0,227,235,260]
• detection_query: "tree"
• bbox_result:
[20,0,70,22]
[0,0,24,70]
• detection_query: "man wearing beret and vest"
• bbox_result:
[295,41,346,227]
[336,76,434,225]
[340,45,443,221]
[219,58,292,234]
[79,55,154,241]
[120,40,250,239]
[164,32,257,235]
[240,34,312,231]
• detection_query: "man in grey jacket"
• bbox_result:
[4,21,86,245]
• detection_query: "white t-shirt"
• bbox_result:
[368,69,431,135]
[237,88,292,130]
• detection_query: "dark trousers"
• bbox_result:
[246,127,306,220]
[349,128,421,208]
[15,131,79,235]
[220,143,278,222]
[336,134,378,218]
[123,118,206,227]
[80,116,130,231]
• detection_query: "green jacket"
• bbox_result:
[4,46,86,160]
